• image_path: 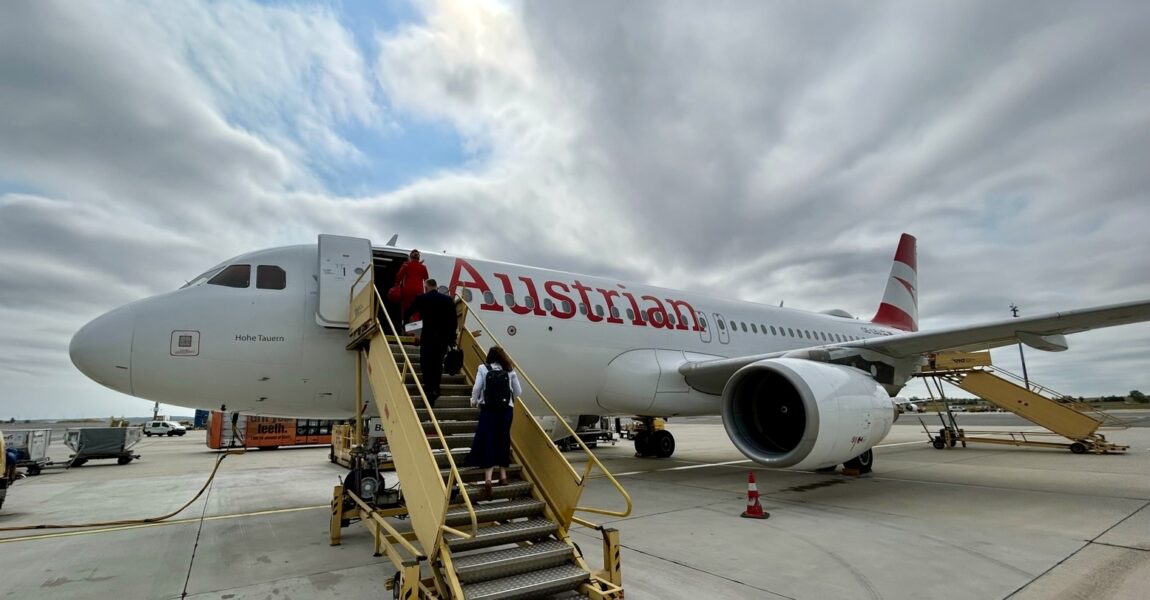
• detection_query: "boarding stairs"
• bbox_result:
[331,269,631,599]
[920,357,1127,454]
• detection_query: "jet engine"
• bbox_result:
[721,358,899,470]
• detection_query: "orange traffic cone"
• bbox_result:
[740,471,770,519]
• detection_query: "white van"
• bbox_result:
[143,421,187,437]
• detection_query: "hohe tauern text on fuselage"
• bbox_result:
[448,258,704,331]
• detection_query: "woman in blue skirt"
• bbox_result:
[466,346,522,500]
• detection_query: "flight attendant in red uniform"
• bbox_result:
[394,249,429,323]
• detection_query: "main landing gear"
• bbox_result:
[633,417,675,458]
[842,449,874,474]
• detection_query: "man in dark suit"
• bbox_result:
[404,279,458,406]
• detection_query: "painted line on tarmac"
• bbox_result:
[875,440,928,448]
[0,504,329,545]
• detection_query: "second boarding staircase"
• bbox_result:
[923,361,1127,453]
[332,270,630,599]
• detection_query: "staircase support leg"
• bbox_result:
[398,560,421,600]
[601,527,622,586]
[329,484,345,546]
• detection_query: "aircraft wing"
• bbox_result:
[680,299,1150,395]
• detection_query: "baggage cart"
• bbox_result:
[2,429,51,475]
[63,427,143,466]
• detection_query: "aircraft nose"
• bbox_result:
[70,305,134,394]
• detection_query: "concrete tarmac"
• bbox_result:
[2,413,1149,599]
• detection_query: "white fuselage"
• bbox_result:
[71,244,901,420]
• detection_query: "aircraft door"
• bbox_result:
[317,234,373,327]
[697,311,712,343]
[712,313,730,344]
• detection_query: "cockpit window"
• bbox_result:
[181,265,225,289]
[208,264,251,288]
[256,265,286,290]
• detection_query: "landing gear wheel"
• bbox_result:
[843,449,874,473]
[633,431,652,457]
[932,437,946,450]
[1069,442,1087,454]
[650,430,676,458]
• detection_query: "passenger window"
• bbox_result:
[256,265,286,290]
[611,306,621,319]
[668,313,676,325]
[820,332,827,341]
[505,293,517,306]
[525,296,536,310]
[483,291,495,305]
[741,322,747,332]
[563,301,574,314]
[751,324,758,333]
[579,303,588,316]
[699,316,707,330]
[626,308,635,320]
[208,264,250,288]
[770,326,776,335]
[652,311,664,326]
[462,288,473,302]
[544,298,555,312]
[595,305,605,317]
[438,285,449,294]
[787,328,794,337]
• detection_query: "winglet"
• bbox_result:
[870,233,918,332]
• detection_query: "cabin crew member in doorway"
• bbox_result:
[394,249,428,323]
[404,279,457,406]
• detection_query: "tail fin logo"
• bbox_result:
[870,233,918,332]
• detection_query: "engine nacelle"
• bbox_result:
[721,358,897,470]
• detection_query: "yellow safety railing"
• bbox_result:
[347,268,481,555]
[455,300,633,526]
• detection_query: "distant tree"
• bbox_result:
[1130,390,1147,404]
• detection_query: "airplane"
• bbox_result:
[69,233,1150,473]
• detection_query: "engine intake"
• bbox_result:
[721,358,896,470]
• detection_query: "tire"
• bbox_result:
[932,437,946,450]
[1070,442,1087,454]
[27,465,41,476]
[145,432,152,437]
[650,430,675,458]
[117,456,133,465]
[843,449,874,473]
[633,431,651,457]
[167,431,175,437]
[71,458,88,467]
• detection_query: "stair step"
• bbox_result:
[459,564,589,600]
[417,407,480,421]
[445,498,545,527]
[408,383,473,395]
[420,396,473,410]
[444,465,523,482]
[426,433,474,450]
[456,480,533,502]
[423,420,478,435]
[446,518,557,553]
[406,373,468,384]
[430,447,472,468]
[453,540,574,585]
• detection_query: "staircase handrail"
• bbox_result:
[983,365,1130,428]
[456,300,633,520]
[347,268,480,546]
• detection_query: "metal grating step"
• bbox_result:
[460,563,590,600]
[447,518,557,553]
[444,464,523,482]
[422,420,478,435]
[408,382,473,395]
[418,407,480,421]
[453,540,574,584]
[445,498,545,527]
[456,480,533,502]
[429,447,472,467]
[418,396,473,410]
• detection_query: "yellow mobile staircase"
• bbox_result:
[329,268,632,599]
[919,352,1128,454]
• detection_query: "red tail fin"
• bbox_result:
[870,234,918,332]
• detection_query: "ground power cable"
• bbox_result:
[0,449,241,532]
[179,455,220,599]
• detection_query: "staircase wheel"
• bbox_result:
[1069,442,1087,455]
[932,437,946,450]
[391,571,401,600]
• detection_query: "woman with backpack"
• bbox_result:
[466,346,522,501]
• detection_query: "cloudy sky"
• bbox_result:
[2,0,1148,419]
